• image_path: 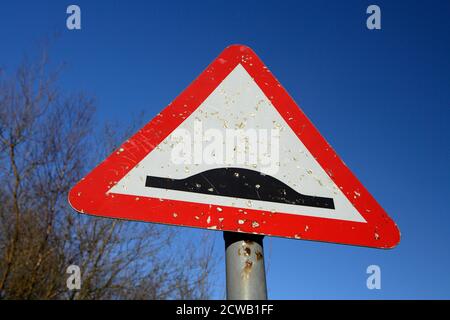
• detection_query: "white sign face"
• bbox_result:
[109,64,365,223]
[70,45,400,248]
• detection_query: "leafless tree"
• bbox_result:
[0,51,217,300]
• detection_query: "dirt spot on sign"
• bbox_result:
[255,251,263,261]
[242,260,253,279]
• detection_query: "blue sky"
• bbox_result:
[1,0,449,299]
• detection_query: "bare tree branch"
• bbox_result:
[0,49,217,300]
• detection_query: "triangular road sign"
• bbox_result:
[69,45,400,249]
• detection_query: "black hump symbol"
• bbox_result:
[145,167,335,210]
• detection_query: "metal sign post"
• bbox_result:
[224,232,267,300]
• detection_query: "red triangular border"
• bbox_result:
[69,45,400,248]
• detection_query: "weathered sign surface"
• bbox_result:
[68,45,400,248]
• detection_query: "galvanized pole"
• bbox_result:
[223,232,268,300]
